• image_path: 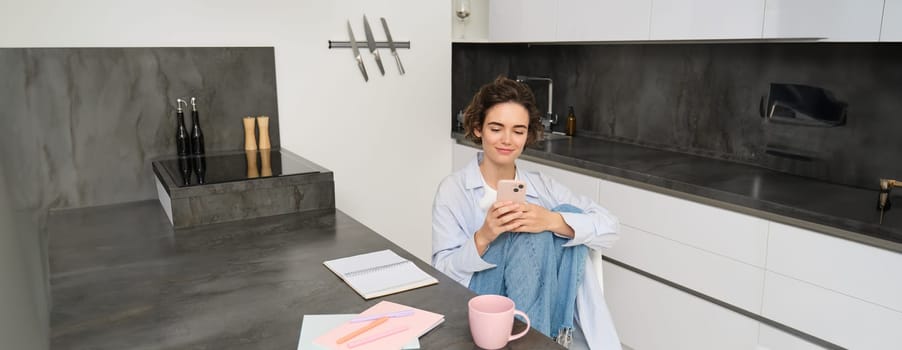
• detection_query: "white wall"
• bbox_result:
[451,0,490,41]
[0,0,452,262]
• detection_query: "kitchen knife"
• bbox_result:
[347,20,368,82]
[363,15,385,76]
[380,17,405,75]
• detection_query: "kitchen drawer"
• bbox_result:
[757,323,825,350]
[604,262,760,350]
[603,224,765,313]
[597,178,768,267]
[761,271,902,349]
[767,222,902,313]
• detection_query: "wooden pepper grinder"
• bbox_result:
[245,150,259,178]
[257,116,271,150]
[260,148,272,177]
[243,116,257,151]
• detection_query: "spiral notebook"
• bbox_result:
[323,249,438,299]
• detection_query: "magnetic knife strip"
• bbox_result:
[332,16,410,81]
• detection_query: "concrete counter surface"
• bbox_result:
[48,200,560,349]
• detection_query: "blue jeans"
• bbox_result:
[468,204,587,347]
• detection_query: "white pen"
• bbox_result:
[349,309,414,323]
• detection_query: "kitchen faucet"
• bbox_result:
[515,75,558,136]
[878,178,898,224]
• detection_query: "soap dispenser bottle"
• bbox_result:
[190,97,205,155]
[565,106,576,136]
[175,98,190,156]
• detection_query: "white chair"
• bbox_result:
[589,248,605,293]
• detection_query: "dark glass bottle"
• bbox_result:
[194,155,207,185]
[178,156,192,186]
[566,106,576,136]
[190,97,205,155]
[176,99,190,156]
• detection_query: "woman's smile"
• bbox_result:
[495,147,515,155]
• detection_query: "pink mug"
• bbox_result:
[468,294,531,349]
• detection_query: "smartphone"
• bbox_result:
[496,179,527,203]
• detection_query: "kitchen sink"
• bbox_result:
[540,132,571,141]
[527,133,572,151]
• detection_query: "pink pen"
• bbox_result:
[350,309,414,323]
[347,325,410,348]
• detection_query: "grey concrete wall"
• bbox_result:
[0,47,280,210]
[452,43,902,189]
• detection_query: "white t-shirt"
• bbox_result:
[479,173,518,212]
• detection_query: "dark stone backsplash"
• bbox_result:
[452,43,902,190]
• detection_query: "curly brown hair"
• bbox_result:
[463,76,543,145]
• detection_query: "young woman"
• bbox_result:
[432,77,622,350]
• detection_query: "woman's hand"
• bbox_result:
[517,203,575,238]
[512,203,553,233]
[474,201,523,255]
[475,202,577,255]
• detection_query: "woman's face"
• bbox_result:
[474,101,530,167]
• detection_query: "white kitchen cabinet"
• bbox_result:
[758,323,826,350]
[882,0,902,41]
[762,0,885,41]
[487,0,893,43]
[761,271,902,349]
[604,224,766,313]
[597,179,769,267]
[649,0,766,40]
[488,0,557,42]
[556,0,652,41]
[604,262,761,350]
[767,222,902,313]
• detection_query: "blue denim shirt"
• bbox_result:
[432,152,623,349]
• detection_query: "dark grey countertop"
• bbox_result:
[152,148,333,198]
[48,200,560,349]
[453,133,902,253]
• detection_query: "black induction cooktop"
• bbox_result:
[159,149,319,187]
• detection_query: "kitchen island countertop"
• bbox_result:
[48,200,560,349]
